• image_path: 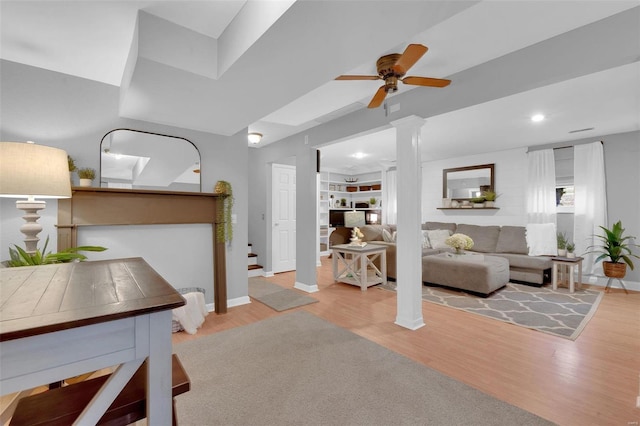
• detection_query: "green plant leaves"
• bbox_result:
[6,236,107,267]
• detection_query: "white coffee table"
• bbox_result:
[331,243,387,291]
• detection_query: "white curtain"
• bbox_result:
[574,142,607,275]
[526,149,557,225]
[382,168,397,224]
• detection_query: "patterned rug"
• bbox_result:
[380,282,603,340]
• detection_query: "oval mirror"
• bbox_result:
[442,163,494,200]
[100,129,201,192]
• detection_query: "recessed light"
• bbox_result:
[351,152,367,159]
[531,114,545,122]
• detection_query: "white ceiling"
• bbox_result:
[1,1,638,173]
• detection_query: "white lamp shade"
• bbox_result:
[0,142,72,199]
[344,210,366,228]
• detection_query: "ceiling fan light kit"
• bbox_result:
[336,44,451,108]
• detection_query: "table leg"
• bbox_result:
[146,311,173,424]
[360,253,367,291]
[569,263,575,293]
[552,263,558,290]
[577,260,582,290]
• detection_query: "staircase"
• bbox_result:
[248,244,264,277]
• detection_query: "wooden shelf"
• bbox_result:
[437,207,500,210]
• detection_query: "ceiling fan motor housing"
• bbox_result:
[377,53,403,93]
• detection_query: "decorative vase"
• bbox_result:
[79,178,92,187]
[485,201,495,208]
[603,261,626,278]
[557,249,567,257]
[567,252,575,258]
[454,248,464,255]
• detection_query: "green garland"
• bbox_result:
[214,180,234,243]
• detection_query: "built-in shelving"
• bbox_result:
[318,171,383,256]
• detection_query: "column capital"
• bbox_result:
[390,115,425,129]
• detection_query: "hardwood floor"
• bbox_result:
[173,257,640,425]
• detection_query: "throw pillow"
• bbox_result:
[495,226,529,254]
[382,229,397,242]
[427,229,451,249]
[421,230,431,248]
[525,223,558,256]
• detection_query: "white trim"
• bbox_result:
[264,271,274,277]
[583,274,640,292]
[294,281,319,293]
[394,317,425,331]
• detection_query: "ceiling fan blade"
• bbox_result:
[368,86,387,108]
[402,76,451,87]
[393,44,428,74]
[335,75,381,81]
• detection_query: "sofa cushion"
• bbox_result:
[426,229,451,249]
[360,225,385,242]
[495,226,529,255]
[492,253,553,270]
[423,222,457,233]
[383,229,397,242]
[455,224,500,253]
[421,230,431,248]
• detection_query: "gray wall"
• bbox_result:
[0,59,249,305]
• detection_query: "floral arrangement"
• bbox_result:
[445,233,474,254]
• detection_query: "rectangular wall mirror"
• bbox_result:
[442,163,494,200]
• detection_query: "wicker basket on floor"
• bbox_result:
[172,287,206,333]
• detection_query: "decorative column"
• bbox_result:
[391,115,425,330]
[294,142,320,293]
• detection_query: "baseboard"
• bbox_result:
[294,281,319,293]
[263,271,274,277]
[228,296,251,308]
[395,315,425,330]
[583,275,640,292]
[205,295,251,312]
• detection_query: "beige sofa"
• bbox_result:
[329,222,553,287]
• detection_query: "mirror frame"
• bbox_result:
[442,163,495,200]
[99,128,202,192]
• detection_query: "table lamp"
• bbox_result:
[344,210,366,228]
[0,141,72,254]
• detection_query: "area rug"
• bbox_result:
[174,311,551,425]
[380,282,603,340]
[248,277,318,311]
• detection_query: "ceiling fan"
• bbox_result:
[335,44,451,108]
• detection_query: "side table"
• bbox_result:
[551,256,584,293]
[331,243,387,291]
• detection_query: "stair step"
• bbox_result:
[248,264,263,270]
[248,253,257,258]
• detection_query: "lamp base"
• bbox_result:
[16,199,46,254]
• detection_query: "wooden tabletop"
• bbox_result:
[0,258,185,342]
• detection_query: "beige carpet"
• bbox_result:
[174,311,552,425]
[380,281,602,340]
[248,277,318,311]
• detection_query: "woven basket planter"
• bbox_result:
[603,261,626,278]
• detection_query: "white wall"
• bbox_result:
[0,60,249,305]
[422,147,528,226]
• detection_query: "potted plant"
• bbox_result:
[557,232,568,256]
[214,180,234,243]
[586,220,639,278]
[77,167,96,187]
[471,196,485,208]
[482,190,499,208]
[566,242,576,258]
[340,198,347,207]
[68,155,77,185]
[6,236,106,267]
[369,197,377,207]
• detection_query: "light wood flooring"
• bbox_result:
[173,257,640,425]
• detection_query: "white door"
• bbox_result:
[272,164,296,273]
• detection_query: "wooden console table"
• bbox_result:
[0,258,184,424]
[57,187,228,313]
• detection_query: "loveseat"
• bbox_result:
[329,222,553,286]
